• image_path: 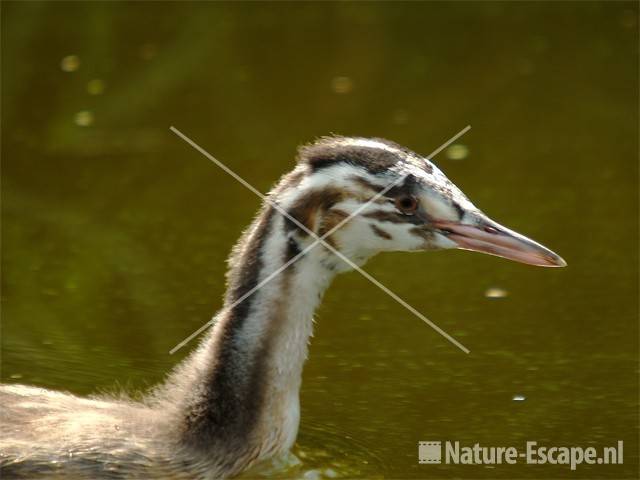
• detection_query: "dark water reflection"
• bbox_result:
[2,2,638,478]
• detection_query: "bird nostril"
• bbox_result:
[484,226,500,235]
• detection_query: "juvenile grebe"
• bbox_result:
[0,136,565,478]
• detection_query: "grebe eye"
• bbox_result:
[395,195,418,214]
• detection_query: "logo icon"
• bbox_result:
[419,441,442,464]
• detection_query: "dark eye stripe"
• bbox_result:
[363,210,423,225]
[452,201,464,219]
[370,224,393,240]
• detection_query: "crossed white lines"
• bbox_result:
[169,126,471,355]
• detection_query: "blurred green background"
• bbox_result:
[1,1,638,479]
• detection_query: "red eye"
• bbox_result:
[395,195,418,214]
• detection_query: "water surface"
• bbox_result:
[2,2,638,478]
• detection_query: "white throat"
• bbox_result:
[241,213,336,452]
[170,207,339,471]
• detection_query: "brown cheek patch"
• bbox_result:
[321,209,350,232]
[285,188,345,236]
[317,208,350,249]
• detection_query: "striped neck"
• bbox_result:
[176,202,336,470]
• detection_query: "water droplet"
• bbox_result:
[512,395,526,401]
[331,76,353,94]
[74,110,94,127]
[324,468,339,478]
[303,469,322,480]
[87,79,105,95]
[10,373,22,379]
[60,55,80,72]
[485,287,508,299]
[446,144,469,161]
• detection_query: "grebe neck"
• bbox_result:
[173,203,336,467]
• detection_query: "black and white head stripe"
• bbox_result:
[297,136,432,175]
[295,136,477,217]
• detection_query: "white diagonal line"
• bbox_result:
[169,126,471,354]
[425,125,471,159]
[168,170,408,354]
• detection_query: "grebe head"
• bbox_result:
[281,136,566,268]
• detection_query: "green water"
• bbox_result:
[2,2,638,478]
